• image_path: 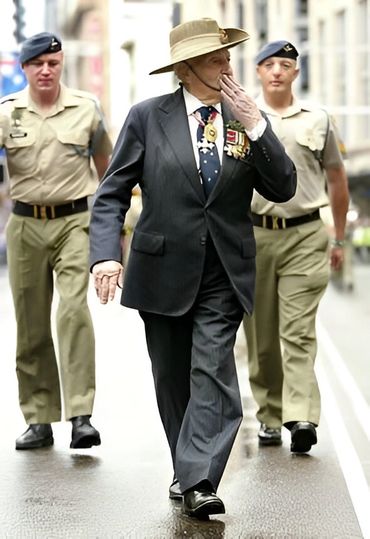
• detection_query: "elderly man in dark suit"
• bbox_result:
[89,18,296,519]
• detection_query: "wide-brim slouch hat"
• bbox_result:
[150,18,249,75]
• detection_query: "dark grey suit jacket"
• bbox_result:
[90,87,296,315]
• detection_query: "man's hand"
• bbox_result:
[220,74,262,131]
[330,246,345,272]
[92,260,123,304]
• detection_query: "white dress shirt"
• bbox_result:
[182,86,266,181]
[182,87,224,170]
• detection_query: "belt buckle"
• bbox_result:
[34,205,56,219]
[272,216,286,230]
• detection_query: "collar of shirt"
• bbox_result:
[182,86,224,167]
[256,93,303,118]
[23,84,83,116]
[9,84,63,116]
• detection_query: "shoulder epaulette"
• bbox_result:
[0,96,18,106]
[69,88,99,104]
[0,88,27,106]
[299,100,328,116]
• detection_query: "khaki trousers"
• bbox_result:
[6,212,96,423]
[244,219,330,428]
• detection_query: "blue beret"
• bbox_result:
[255,40,299,65]
[20,32,62,64]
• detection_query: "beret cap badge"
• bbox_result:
[49,38,61,51]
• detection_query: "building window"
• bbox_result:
[335,10,348,137]
[335,10,347,105]
[356,0,370,139]
[318,20,327,104]
[295,0,308,16]
[172,2,181,26]
[299,54,309,93]
[237,0,244,28]
[255,0,268,43]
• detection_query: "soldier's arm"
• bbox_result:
[93,153,110,181]
[90,101,113,180]
[326,164,350,270]
[326,164,349,241]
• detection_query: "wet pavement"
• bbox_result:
[0,264,369,538]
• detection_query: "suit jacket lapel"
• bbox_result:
[157,88,205,202]
[157,92,240,204]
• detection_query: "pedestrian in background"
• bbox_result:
[244,41,349,453]
[90,19,296,519]
[0,32,112,450]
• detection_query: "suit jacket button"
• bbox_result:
[200,235,207,245]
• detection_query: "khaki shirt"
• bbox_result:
[252,95,344,218]
[0,84,112,205]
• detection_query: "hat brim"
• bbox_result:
[149,28,249,75]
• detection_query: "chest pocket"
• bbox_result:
[295,113,329,168]
[295,112,328,154]
[6,127,36,149]
[4,128,36,175]
[57,130,91,157]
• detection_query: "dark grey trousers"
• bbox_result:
[140,238,244,493]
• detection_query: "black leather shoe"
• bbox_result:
[258,423,282,446]
[70,415,101,449]
[169,479,182,501]
[183,484,225,519]
[290,421,317,453]
[15,424,53,450]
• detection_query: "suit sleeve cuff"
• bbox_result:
[246,118,267,141]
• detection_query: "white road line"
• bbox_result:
[317,360,370,538]
[316,321,370,538]
[317,320,370,442]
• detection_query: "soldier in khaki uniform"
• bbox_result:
[243,41,349,453]
[0,33,112,450]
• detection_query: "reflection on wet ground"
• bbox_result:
[0,267,366,537]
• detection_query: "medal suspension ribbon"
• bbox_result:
[192,109,218,143]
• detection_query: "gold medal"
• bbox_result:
[204,122,217,143]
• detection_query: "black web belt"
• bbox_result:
[252,210,321,230]
[13,197,88,219]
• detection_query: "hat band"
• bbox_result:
[170,32,228,63]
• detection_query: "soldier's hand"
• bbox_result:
[92,260,123,304]
[330,246,344,271]
[220,74,262,131]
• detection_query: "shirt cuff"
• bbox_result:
[245,118,267,141]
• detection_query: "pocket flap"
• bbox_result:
[57,130,89,147]
[131,230,165,255]
[296,127,325,151]
[6,128,36,148]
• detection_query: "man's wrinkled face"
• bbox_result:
[186,49,233,94]
[256,57,299,95]
[22,51,63,93]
